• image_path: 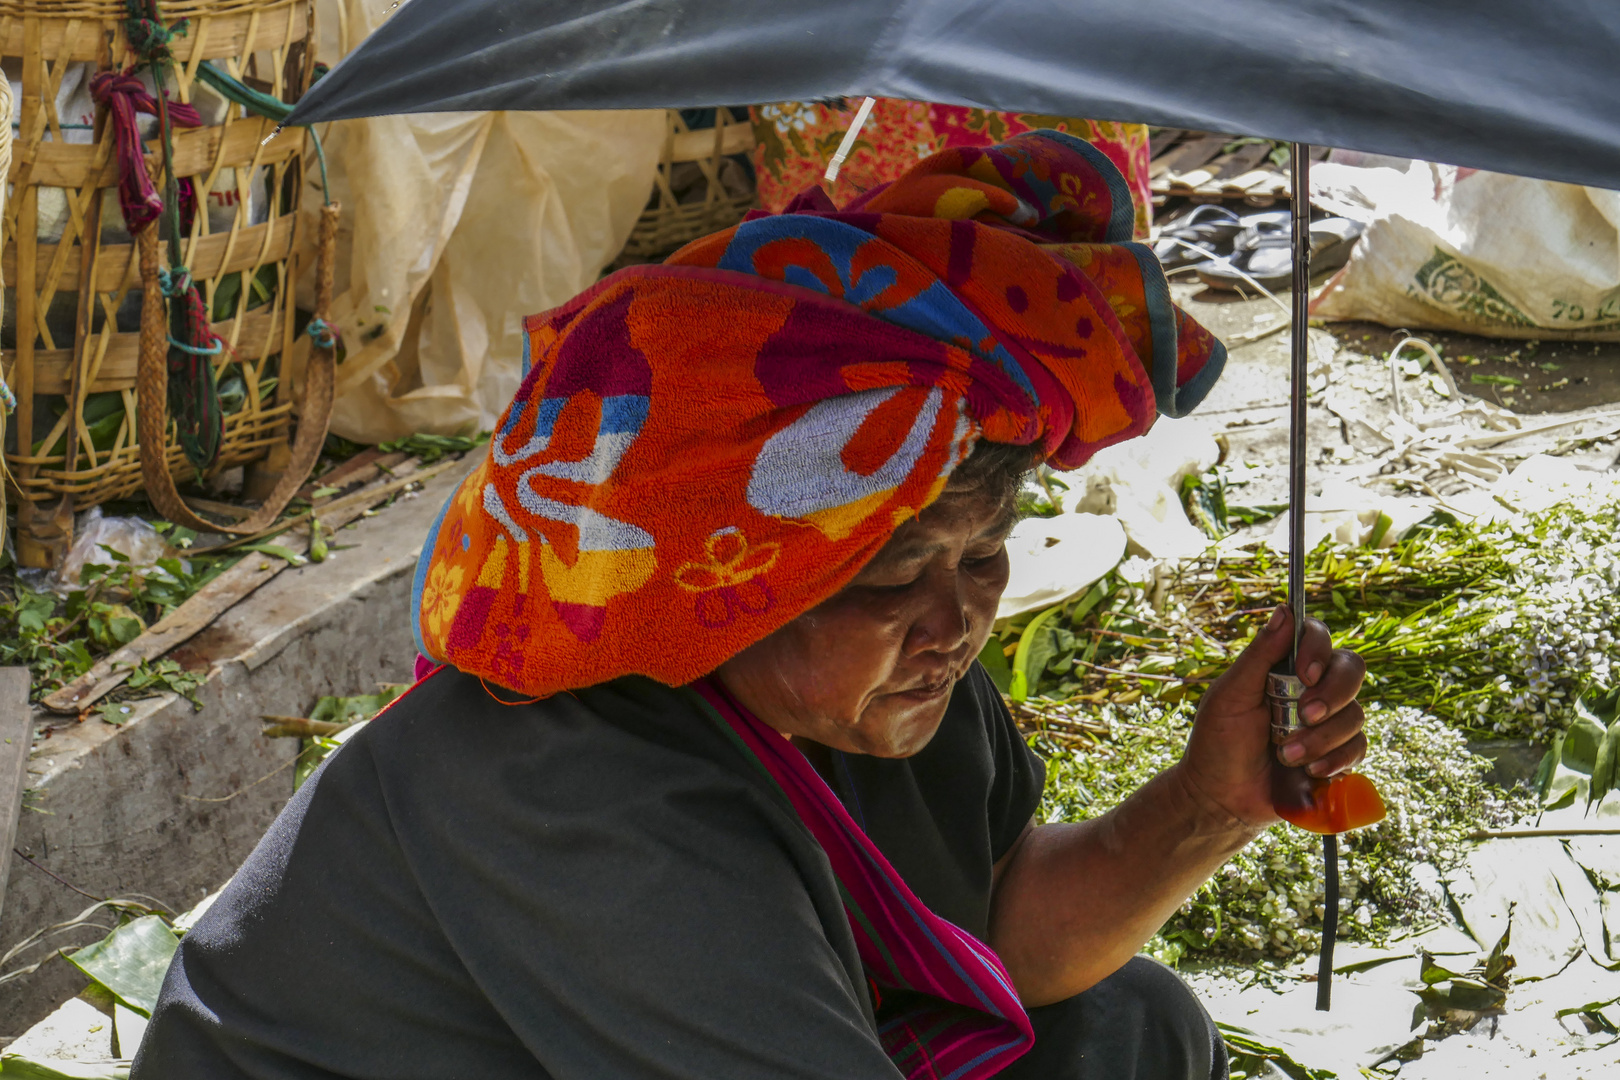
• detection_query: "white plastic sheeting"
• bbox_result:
[305,1,664,443]
[1312,158,1620,341]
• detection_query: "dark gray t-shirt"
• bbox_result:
[134,664,1044,1079]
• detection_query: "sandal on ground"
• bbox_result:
[1151,204,1244,271]
[1197,214,1364,292]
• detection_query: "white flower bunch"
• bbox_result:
[1466,477,1620,737]
[1037,701,1529,961]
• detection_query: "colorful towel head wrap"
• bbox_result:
[413,130,1225,697]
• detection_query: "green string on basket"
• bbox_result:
[305,318,340,351]
[125,0,224,472]
[195,61,332,206]
[121,2,336,472]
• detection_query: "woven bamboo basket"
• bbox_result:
[619,107,757,263]
[1,0,316,562]
[0,71,10,555]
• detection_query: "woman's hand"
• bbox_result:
[1172,605,1368,829]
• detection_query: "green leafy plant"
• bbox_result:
[1409,919,1515,1036]
[1037,701,1530,962]
[65,914,180,1018]
[1220,1022,1338,1080]
[123,659,206,707]
[0,584,96,694]
[1532,691,1620,812]
[1,542,240,701]
[377,431,490,464]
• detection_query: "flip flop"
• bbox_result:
[1151,204,1244,271]
[1197,214,1364,291]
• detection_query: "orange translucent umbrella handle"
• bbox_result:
[1267,668,1386,835]
[1272,768,1386,834]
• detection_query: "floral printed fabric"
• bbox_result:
[411,131,1222,700]
[753,99,1153,238]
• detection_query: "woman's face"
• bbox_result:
[716,484,1014,758]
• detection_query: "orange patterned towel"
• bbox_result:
[412,130,1224,696]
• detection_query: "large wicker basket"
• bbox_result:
[0,71,10,556]
[619,107,757,263]
[1,0,317,563]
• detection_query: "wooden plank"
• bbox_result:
[22,307,281,394]
[3,213,297,295]
[1202,141,1270,188]
[1149,133,1225,180]
[0,667,32,925]
[0,4,308,64]
[1169,152,1233,193]
[1221,167,1282,195]
[668,120,755,163]
[1148,128,1187,158]
[14,116,294,188]
[42,457,460,715]
[295,450,410,501]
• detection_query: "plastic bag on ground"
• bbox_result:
[52,507,172,595]
[1264,478,1435,552]
[1311,158,1620,341]
[1066,416,1220,561]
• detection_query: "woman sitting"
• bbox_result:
[134,131,1367,1080]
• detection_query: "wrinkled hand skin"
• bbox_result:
[1174,605,1369,830]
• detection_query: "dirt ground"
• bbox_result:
[1171,271,1620,415]
[1324,320,1620,414]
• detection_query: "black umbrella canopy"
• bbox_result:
[289,0,1620,189]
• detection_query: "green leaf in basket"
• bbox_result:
[65,914,180,1018]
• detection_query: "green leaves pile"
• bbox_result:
[377,431,489,465]
[1037,700,1528,963]
[0,543,236,702]
[990,519,1518,722]
[1001,467,1620,962]
[1004,469,1620,739]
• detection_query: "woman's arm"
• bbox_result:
[986,607,1367,1006]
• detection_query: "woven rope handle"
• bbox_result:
[138,203,340,535]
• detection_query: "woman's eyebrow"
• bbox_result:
[876,540,942,567]
[880,517,1016,567]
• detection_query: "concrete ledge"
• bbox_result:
[0,458,475,1037]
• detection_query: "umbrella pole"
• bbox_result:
[1284,141,1339,1012]
[1287,151,1310,657]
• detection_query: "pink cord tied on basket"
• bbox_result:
[89,71,201,234]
